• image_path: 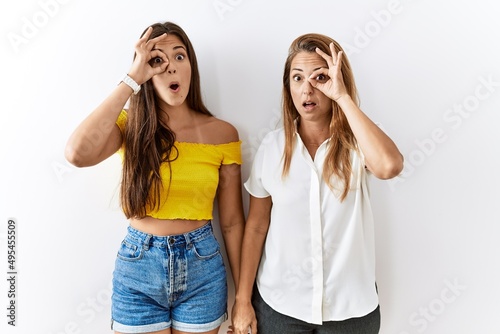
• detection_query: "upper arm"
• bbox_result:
[95,123,123,163]
[217,163,244,228]
[214,118,244,226]
[65,122,123,167]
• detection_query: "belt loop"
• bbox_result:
[184,232,192,249]
[143,234,152,250]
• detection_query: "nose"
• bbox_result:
[302,80,313,95]
[167,61,176,74]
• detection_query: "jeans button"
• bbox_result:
[168,237,175,245]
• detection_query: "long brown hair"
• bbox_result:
[281,33,359,201]
[120,22,212,218]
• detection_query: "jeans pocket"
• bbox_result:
[192,235,220,260]
[116,239,144,262]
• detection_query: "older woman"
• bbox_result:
[230,33,403,334]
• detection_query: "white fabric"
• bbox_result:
[244,127,379,324]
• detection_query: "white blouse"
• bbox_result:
[244,127,379,324]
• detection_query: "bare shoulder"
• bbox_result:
[203,116,240,144]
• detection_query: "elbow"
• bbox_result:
[220,215,245,235]
[64,143,88,168]
[373,154,404,180]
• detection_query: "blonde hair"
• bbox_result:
[281,33,359,201]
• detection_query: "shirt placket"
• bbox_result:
[298,138,325,323]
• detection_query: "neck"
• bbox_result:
[158,101,194,127]
[298,118,331,145]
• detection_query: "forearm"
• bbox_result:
[220,220,244,291]
[336,95,403,179]
[235,222,268,302]
[65,83,132,167]
[217,162,246,290]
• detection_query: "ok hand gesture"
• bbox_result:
[308,42,348,102]
[127,27,170,85]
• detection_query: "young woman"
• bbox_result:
[230,34,404,333]
[65,22,244,334]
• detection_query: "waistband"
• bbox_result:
[126,221,213,249]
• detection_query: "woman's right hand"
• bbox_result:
[230,300,257,334]
[127,26,170,85]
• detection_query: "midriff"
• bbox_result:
[130,216,210,236]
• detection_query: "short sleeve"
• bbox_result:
[244,141,271,198]
[116,109,127,137]
[220,141,242,165]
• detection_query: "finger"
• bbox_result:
[150,50,169,73]
[251,321,258,334]
[135,27,153,48]
[336,50,344,68]
[149,49,168,62]
[234,325,248,334]
[308,67,329,79]
[315,47,334,68]
[308,68,330,87]
[329,42,339,66]
[145,32,168,50]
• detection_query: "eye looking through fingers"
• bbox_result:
[314,73,329,83]
[149,56,164,67]
[308,68,330,84]
[148,49,169,68]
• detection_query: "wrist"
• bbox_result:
[126,71,143,85]
[333,94,353,106]
[120,74,141,95]
[235,292,252,304]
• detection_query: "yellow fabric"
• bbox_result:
[115,110,242,220]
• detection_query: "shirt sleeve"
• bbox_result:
[115,110,128,157]
[244,140,271,198]
[220,141,242,165]
[116,109,127,137]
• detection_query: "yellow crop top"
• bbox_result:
[116,110,242,220]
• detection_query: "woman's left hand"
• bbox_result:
[308,42,348,102]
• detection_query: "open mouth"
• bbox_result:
[303,102,316,108]
[170,83,179,90]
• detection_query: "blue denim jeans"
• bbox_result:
[252,287,380,334]
[111,222,227,333]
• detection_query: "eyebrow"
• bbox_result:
[291,67,325,72]
[152,45,187,52]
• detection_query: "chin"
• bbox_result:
[168,97,188,107]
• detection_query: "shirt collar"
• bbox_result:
[293,118,331,147]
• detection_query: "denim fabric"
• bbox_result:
[252,287,380,334]
[111,222,227,333]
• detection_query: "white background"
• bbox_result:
[1,0,499,333]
